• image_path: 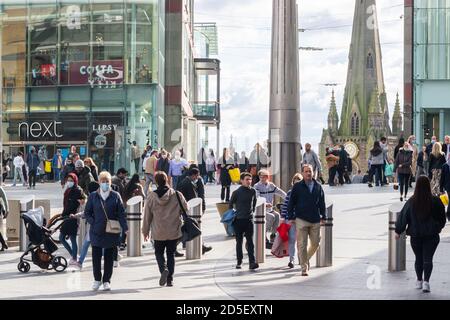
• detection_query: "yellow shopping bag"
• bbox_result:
[45,160,52,173]
[229,168,241,184]
[440,194,449,206]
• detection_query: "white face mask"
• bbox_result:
[66,181,74,189]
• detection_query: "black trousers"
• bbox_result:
[154,239,178,280]
[398,173,411,197]
[0,232,7,249]
[28,169,37,187]
[328,167,337,185]
[221,185,230,202]
[233,219,256,264]
[369,164,383,186]
[410,235,440,282]
[92,246,114,283]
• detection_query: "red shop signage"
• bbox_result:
[69,60,124,87]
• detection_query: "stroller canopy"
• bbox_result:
[23,207,45,228]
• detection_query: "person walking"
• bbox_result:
[142,171,188,287]
[416,146,427,181]
[385,159,395,184]
[440,154,450,218]
[130,141,141,174]
[0,187,9,251]
[338,145,350,184]
[83,157,99,182]
[229,172,259,270]
[428,142,446,196]
[239,151,250,174]
[254,169,287,248]
[205,149,216,184]
[198,148,208,183]
[169,151,189,190]
[144,150,158,197]
[85,171,128,291]
[1,151,12,186]
[368,141,385,188]
[51,149,63,182]
[60,173,86,268]
[443,135,450,160]
[26,148,40,190]
[395,142,413,202]
[325,146,339,186]
[280,173,303,268]
[394,138,405,160]
[75,160,95,195]
[12,152,26,187]
[303,143,322,180]
[217,148,234,202]
[111,168,129,199]
[156,149,171,175]
[60,156,75,187]
[287,165,326,276]
[380,137,389,185]
[249,143,270,185]
[395,176,447,293]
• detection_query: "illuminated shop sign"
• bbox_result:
[18,121,63,139]
[70,60,124,88]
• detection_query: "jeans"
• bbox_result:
[59,233,78,260]
[144,173,154,196]
[410,235,440,282]
[134,158,140,174]
[154,239,178,281]
[233,219,256,264]
[53,168,61,182]
[296,218,320,273]
[288,224,297,263]
[369,164,383,186]
[207,171,215,183]
[221,185,230,202]
[398,173,411,197]
[28,169,37,187]
[172,176,182,190]
[13,167,25,185]
[78,239,91,265]
[92,246,114,283]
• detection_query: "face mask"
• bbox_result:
[101,183,110,192]
[66,181,74,189]
[432,140,436,144]
[192,179,199,185]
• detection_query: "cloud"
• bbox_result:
[195,0,404,152]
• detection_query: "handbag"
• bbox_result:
[99,195,122,234]
[175,191,201,242]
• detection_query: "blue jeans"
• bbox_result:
[59,233,78,260]
[288,224,296,263]
[53,168,61,182]
[78,239,91,265]
[172,176,181,189]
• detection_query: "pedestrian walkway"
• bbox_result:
[0,183,449,300]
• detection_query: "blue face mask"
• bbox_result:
[101,183,110,192]
[66,181,74,189]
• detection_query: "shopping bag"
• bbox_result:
[229,168,241,184]
[45,160,52,173]
[277,223,291,242]
[270,234,289,258]
[440,193,449,206]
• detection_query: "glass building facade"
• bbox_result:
[413,0,450,144]
[1,0,165,174]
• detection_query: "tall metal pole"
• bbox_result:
[0,12,4,182]
[269,0,302,192]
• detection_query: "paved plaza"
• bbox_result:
[0,182,450,300]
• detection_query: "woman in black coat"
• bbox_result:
[59,173,86,267]
[217,148,234,202]
[396,176,447,293]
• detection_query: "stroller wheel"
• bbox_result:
[52,256,67,272]
[18,261,31,273]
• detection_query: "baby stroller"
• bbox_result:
[18,207,68,273]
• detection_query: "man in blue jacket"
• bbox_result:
[26,148,40,190]
[287,164,326,276]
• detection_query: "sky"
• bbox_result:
[194,0,404,153]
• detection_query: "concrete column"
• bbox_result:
[439,109,445,142]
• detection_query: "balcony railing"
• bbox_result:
[193,102,220,122]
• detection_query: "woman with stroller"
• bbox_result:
[60,173,86,267]
[85,171,128,291]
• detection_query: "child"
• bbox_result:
[229,172,259,270]
[385,159,395,184]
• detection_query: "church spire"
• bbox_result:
[327,90,339,133]
[338,0,391,136]
[392,92,403,136]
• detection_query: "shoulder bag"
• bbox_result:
[175,191,201,242]
[99,194,122,234]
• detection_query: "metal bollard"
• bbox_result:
[77,217,87,250]
[388,203,406,272]
[186,198,203,260]
[253,197,266,264]
[19,196,35,252]
[127,196,144,257]
[316,202,333,267]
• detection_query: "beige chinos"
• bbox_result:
[296,218,321,272]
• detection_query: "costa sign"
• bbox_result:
[69,60,124,88]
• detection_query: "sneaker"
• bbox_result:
[301,271,309,277]
[114,261,120,268]
[202,245,212,255]
[119,244,126,251]
[236,263,242,270]
[415,280,423,290]
[159,269,169,287]
[92,281,102,291]
[166,279,173,287]
[102,282,111,291]
[368,183,373,188]
[117,253,123,261]
[69,258,77,265]
[400,197,403,202]
[249,263,259,270]
[288,262,294,269]
[175,251,184,258]
[423,282,431,293]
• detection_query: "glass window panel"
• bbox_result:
[29,87,58,112]
[60,87,90,112]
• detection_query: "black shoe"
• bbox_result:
[269,233,276,243]
[288,262,294,269]
[166,279,173,287]
[265,240,273,250]
[159,269,169,287]
[119,244,126,251]
[368,183,373,188]
[236,263,242,269]
[175,251,184,258]
[202,245,212,255]
[249,263,259,270]
[400,197,403,202]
